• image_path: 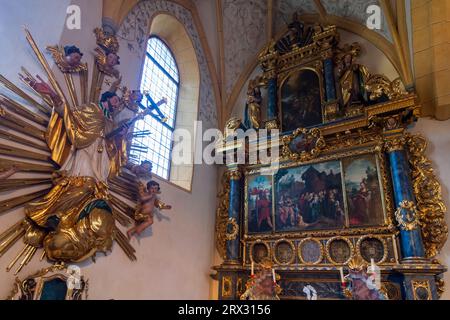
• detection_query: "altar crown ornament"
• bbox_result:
[347,256,367,272]
[94,27,119,53]
[336,42,362,61]
[259,258,274,270]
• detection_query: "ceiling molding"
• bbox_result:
[379,0,413,87]
[216,0,226,116]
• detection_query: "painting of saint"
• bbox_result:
[280,69,323,132]
[343,155,384,227]
[247,175,274,233]
[274,161,345,232]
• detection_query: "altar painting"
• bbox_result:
[247,175,274,233]
[274,161,345,232]
[343,155,385,227]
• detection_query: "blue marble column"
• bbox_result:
[267,78,278,121]
[387,141,426,260]
[323,58,337,102]
[225,168,243,263]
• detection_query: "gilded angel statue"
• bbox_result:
[0,27,168,274]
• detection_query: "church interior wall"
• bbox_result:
[0,0,449,300]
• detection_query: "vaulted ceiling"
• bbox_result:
[103,0,413,126]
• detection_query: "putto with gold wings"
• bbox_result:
[0,27,167,274]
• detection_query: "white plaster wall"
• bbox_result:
[410,118,450,300]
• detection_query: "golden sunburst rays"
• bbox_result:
[0,27,139,272]
[0,129,48,153]
[0,188,52,215]
[45,45,89,109]
[0,220,26,258]
[113,226,137,261]
[109,175,139,202]
[107,173,140,260]
[0,74,51,116]
[6,244,38,275]
[109,194,136,224]
[0,178,52,193]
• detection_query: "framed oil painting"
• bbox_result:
[343,154,385,227]
[280,69,323,132]
[247,175,274,233]
[274,160,345,232]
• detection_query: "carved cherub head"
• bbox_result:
[147,180,161,194]
[100,91,121,113]
[64,45,83,67]
[105,50,120,68]
[140,160,153,173]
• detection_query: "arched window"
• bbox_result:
[131,36,179,179]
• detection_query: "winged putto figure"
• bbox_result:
[0,27,167,274]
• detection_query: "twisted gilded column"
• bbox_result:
[224,167,243,264]
[385,135,426,261]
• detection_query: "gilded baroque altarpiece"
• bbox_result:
[214,17,447,300]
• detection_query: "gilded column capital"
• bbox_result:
[384,135,407,152]
[228,168,243,180]
[264,119,279,130]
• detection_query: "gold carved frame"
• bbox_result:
[277,63,326,131]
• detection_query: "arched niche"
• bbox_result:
[146,13,200,191]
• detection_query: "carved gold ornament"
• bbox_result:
[249,241,272,264]
[395,200,420,231]
[365,75,407,101]
[273,239,295,265]
[224,117,243,139]
[347,255,367,271]
[46,45,87,73]
[228,168,243,181]
[7,263,88,300]
[412,280,432,300]
[94,27,119,53]
[264,119,279,130]
[225,218,239,241]
[356,235,388,264]
[325,237,355,265]
[384,135,407,152]
[215,171,231,259]
[281,127,326,161]
[298,238,324,265]
[406,134,448,258]
[222,276,233,298]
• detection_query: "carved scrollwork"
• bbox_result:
[215,171,231,259]
[281,127,326,161]
[406,134,448,258]
[365,75,408,101]
[384,135,407,152]
[395,200,420,231]
[225,218,239,241]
